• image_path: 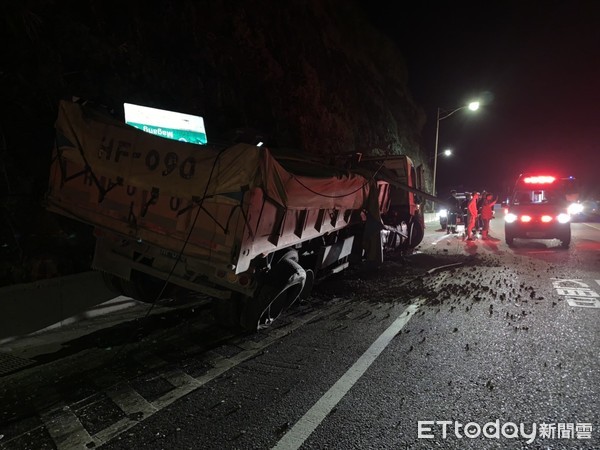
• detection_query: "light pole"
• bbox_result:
[432,101,480,198]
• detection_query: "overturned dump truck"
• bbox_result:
[46,100,426,331]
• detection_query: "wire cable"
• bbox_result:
[111,145,228,359]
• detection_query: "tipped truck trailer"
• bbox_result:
[46,100,426,330]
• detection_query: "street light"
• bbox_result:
[430,148,453,162]
[432,101,480,197]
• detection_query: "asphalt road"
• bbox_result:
[0,214,599,450]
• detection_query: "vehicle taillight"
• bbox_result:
[520,215,532,222]
[505,213,517,223]
[541,215,553,223]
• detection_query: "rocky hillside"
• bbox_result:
[0,0,427,284]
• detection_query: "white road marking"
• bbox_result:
[565,298,600,308]
[90,306,325,446]
[106,383,157,417]
[582,223,600,231]
[40,403,95,450]
[272,300,424,450]
[97,384,159,444]
[430,233,455,245]
[552,278,600,309]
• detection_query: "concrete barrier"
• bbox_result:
[424,212,438,224]
[0,271,115,340]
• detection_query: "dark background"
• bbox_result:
[361,0,600,197]
[1,0,598,285]
[0,0,425,285]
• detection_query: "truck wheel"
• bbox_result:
[299,269,314,300]
[241,251,306,331]
[403,218,424,250]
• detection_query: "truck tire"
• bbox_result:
[402,217,424,250]
[299,269,314,300]
[241,251,306,331]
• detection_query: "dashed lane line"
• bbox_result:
[96,384,158,446]
[0,305,331,450]
[90,306,325,447]
[106,383,158,418]
[39,402,94,450]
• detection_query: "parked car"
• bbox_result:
[438,192,466,232]
[438,207,448,230]
[581,199,599,221]
[568,199,600,222]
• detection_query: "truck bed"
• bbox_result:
[47,101,381,282]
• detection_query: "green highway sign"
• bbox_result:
[124,103,207,145]
[126,121,207,144]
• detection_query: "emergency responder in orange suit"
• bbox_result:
[466,192,480,240]
[480,193,498,239]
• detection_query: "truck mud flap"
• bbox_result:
[240,252,306,331]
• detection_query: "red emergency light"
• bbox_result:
[523,175,556,184]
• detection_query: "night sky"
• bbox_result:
[360,1,600,198]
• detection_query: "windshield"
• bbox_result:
[513,188,568,205]
[513,177,578,205]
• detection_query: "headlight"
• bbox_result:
[557,213,570,224]
[567,203,583,215]
[439,209,448,218]
[505,213,518,223]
